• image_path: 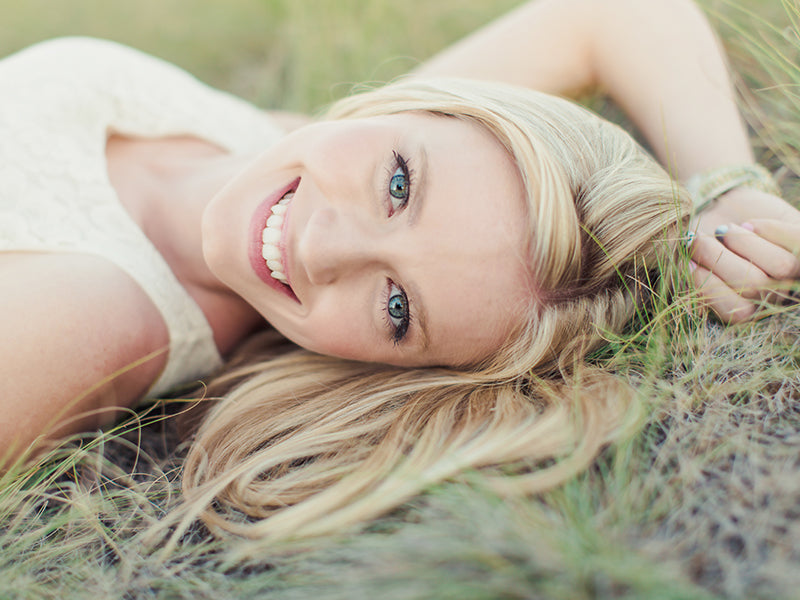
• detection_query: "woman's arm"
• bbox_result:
[412,0,596,99]
[414,0,751,176]
[0,254,167,463]
[414,0,800,322]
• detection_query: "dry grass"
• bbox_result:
[1,1,799,598]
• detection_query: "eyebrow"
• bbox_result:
[407,145,430,352]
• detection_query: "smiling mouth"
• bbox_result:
[260,190,293,278]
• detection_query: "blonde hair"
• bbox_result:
[177,78,690,542]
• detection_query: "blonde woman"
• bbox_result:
[0,0,796,539]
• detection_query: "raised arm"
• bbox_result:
[415,0,750,176]
[415,0,800,321]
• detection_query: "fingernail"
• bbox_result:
[714,225,729,241]
[684,231,696,248]
[741,222,754,232]
[689,260,698,272]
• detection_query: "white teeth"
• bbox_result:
[262,227,281,245]
[261,186,296,285]
[262,244,280,261]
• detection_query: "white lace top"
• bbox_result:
[0,38,285,397]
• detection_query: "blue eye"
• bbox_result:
[386,282,410,343]
[388,152,411,214]
[388,289,407,321]
[390,168,408,201]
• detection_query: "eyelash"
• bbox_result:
[382,280,411,345]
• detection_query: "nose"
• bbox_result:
[298,205,382,285]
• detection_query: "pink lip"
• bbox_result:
[248,177,300,303]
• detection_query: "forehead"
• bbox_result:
[386,112,532,366]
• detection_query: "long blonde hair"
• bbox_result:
[178,78,690,542]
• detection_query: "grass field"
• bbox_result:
[0,0,519,112]
[1,1,800,598]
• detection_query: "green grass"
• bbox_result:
[1,1,800,598]
[0,0,517,112]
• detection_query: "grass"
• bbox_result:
[0,0,518,112]
[1,0,800,598]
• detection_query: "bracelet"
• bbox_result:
[685,164,780,214]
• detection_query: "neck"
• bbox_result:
[106,135,264,352]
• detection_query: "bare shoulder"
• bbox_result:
[0,252,169,461]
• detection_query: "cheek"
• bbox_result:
[299,285,382,361]
[264,300,375,361]
[305,317,375,361]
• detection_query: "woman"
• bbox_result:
[1,0,797,539]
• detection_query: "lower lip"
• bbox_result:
[248,178,300,302]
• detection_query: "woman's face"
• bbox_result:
[202,112,532,367]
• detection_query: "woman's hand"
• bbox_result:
[690,188,800,322]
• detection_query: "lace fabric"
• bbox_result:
[0,38,285,397]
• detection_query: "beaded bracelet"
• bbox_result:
[685,163,780,214]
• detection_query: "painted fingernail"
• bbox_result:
[684,231,696,248]
[714,224,729,241]
[741,222,755,232]
[689,260,698,272]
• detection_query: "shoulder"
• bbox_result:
[0,252,169,379]
[0,253,169,452]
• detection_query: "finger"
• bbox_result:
[715,223,800,280]
[691,233,772,300]
[691,263,757,323]
[748,219,800,259]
